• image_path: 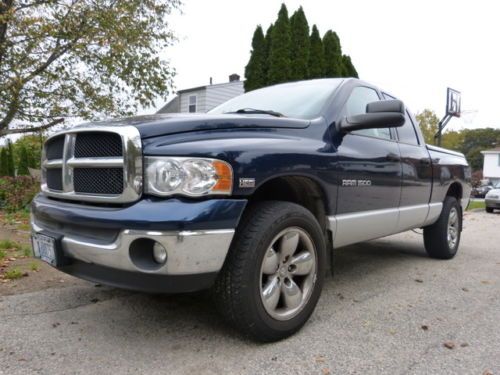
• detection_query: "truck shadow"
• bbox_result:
[69,232,433,343]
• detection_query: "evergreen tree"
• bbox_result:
[267,4,291,85]
[263,24,274,82]
[323,30,343,77]
[7,140,15,176]
[17,145,30,176]
[341,55,358,78]
[289,7,310,81]
[0,148,9,176]
[244,26,267,92]
[308,25,325,79]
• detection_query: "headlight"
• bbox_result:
[144,157,233,197]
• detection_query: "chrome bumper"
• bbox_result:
[31,219,234,275]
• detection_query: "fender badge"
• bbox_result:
[239,178,255,188]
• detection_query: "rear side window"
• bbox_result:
[346,87,391,140]
[382,93,419,145]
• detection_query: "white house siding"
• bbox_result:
[179,89,207,113]
[205,82,244,111]
[482,150,500,184]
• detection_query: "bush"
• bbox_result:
[0,176,39,212]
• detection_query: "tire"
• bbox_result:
[486,207,494,213]
[423,196,462,259]
[213,201,326,342]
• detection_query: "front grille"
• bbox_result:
[46,168,63,191]
[46,136,65,160]
[41,126,142,203]
[74,168,124,194]
[75,132,123,158]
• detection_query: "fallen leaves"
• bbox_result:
[443,341,455,350]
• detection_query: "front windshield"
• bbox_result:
[209,79,343,120]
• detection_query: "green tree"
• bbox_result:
[308,25,325,79]
[17,144,30,175]
[289,7,310,81]
[416,109,440,145]
[341,55,358,78]
[0,0,181,137]
[244,26,267,92]
[0,148,8,176]
[13,134,43,169]
[6,140,14,176]
[263,24,274,81]
[267,4,292,85]
[459,128,500,171]
[323,30,342,77]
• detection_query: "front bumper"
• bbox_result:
[31,194,247,293]
[485,197,500,209]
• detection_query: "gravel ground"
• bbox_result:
[0,210,499,375]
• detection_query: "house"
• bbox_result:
[158,74,244,114]
[481,147,500,185]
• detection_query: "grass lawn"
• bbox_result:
[467,200,485,211]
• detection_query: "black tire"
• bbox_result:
[212,201,326,342]
[423,196,462,259]
[486,207,494,213]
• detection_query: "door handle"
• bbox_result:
[386,152,400,162]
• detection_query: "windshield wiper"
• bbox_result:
[229,108,285,118]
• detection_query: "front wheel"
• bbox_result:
[423,197,462,259]
[213,201,326,342]
[486,207,494,213]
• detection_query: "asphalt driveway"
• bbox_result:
[1,210,499,374]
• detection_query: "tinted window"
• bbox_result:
[346,87,391,140]
[382,93,419,145]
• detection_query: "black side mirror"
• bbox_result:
[339,99,405,132]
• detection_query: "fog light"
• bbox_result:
[153,242,167,264]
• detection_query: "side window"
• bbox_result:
[188,95,197,113]
[345,87,391,140]
[382,93,419,145]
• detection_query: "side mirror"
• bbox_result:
[339,99,405,132]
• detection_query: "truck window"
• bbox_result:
[346,87,391,140]
[382,93,419,145]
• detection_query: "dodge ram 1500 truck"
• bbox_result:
[31,78,471,341]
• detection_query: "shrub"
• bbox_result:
[0,176,39,212]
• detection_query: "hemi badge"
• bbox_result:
[239,178,255,188]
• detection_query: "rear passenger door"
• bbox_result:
[382,93,433,230]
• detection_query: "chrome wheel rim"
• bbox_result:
[447,207,459,249]
[259,227,317,321]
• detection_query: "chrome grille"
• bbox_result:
[41,126,142,203]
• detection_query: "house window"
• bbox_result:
[188,95,197,113]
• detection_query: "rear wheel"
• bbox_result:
[213,201,326,342]
[423,197,462,259]
[486,207,494,213]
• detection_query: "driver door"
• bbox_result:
[333,86,402,247]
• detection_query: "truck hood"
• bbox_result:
[88,113,311,139]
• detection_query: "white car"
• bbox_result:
[485,183,500,213]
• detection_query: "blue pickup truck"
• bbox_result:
[31,78,471,341]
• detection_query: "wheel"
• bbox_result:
[486,207,494,213]
[213,201,326,342]
[423,197,462,259]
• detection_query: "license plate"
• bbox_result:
[32,234,56,266]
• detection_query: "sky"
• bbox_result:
[155,0,500,130]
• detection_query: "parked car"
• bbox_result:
[485,182,500,213]
[31,78,472,341]
[472,183,493,198]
